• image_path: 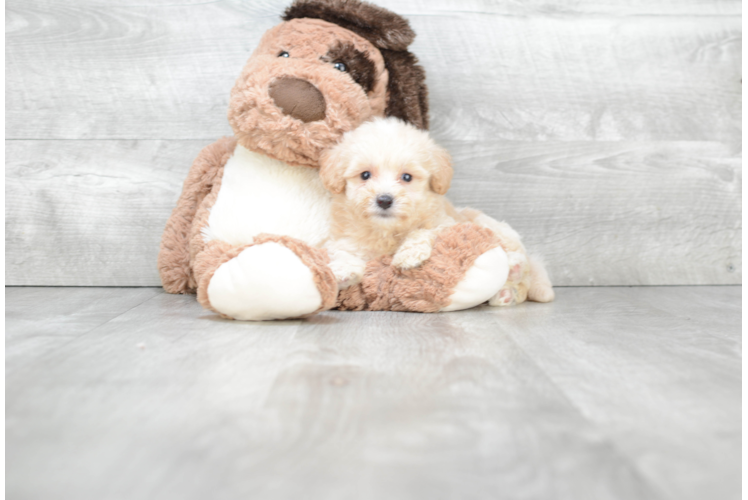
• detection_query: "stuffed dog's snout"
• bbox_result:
[269,77,326,122]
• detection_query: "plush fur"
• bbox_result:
[201,145,332,247]
[322,41,377,93]
[228,18,389,168]
[283,0,416,51]
[320,118,555,306]
[283,0,429,129]
[159,0,533,320]
[379,49,429,130]
[335,223,502,312]
[159,136,236,293]
[194,235,337,319]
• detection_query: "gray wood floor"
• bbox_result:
[6,286,741,500]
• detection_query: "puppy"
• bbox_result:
[319,117,554,306]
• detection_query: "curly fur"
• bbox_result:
[322,118,554,306]
[321,118,451,260]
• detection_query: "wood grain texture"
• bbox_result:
[5,287,162,373]
[5,286,741,500]
[734,68,748,283]
[488,286,741,500]
[390,0,740,16]
[5,140,202,286]
[734,151,748,283]
[4,0,742,286]
[5,0,740,141]
[5,139,740,286]
[443,139,742,286]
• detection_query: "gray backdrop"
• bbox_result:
[6,0,742,286]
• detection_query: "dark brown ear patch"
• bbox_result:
[381,49,429,130]
[323,42,376,94]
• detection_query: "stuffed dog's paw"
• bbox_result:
[392,241,433,270]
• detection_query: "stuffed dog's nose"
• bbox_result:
[376,194,394,210]
[269,77,326,122]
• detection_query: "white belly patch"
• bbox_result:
[202,145,332,246]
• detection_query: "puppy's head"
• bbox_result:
[320,117,452,225]
[227,0,429,168]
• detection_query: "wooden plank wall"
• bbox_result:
[5,0,741,286]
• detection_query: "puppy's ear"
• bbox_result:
[319,146,347,194]
[428,145,453,195]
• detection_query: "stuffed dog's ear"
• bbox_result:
[319,147,348,194]
[283,0,415,51]
[429,145,453,195]
[381,49,429,130]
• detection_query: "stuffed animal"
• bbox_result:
[158,0,515,320]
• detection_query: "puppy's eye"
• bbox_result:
[360,171,371,180]
[333,62,347,72]
[401,173,412,182]
[278,51,290,58]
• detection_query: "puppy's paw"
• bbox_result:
[329,261,365,289]
[506,251,528,282]
[392,242,432,270]
[335,270,363,289]
[489,283,518,307]
[529,284,555,303]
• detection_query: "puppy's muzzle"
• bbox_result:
[376,194,394,210]
[269,77,326,123]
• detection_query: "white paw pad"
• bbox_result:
[441,246,509,312]
[207,242,322,321]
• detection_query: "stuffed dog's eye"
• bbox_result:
[333,62,347,72]
[361,171,371,180]
[278,51,290,58]
[401,173,412,182]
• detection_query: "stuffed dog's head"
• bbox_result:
[228,0,429,168]
[320,117,452,226]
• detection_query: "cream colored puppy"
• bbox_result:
[319,117,554,306]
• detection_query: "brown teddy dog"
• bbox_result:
[158,0,512,320]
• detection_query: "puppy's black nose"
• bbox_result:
[376,194,394,210]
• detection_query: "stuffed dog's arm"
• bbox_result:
[158,136,236,293]
[458,208,554,305]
